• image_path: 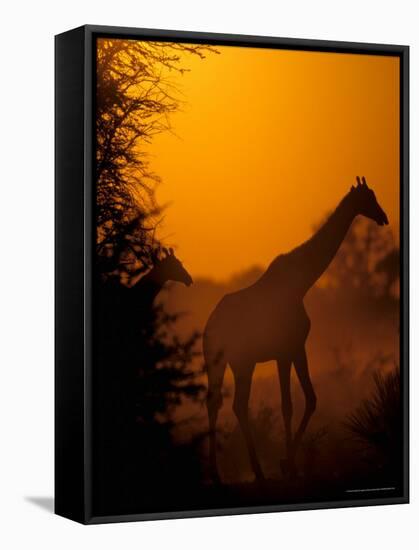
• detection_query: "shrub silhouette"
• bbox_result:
[345,367,401,468]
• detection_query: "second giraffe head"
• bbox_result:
[152,247,194,287]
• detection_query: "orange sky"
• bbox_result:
[143,44,400,281]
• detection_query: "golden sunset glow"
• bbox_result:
[143,45,400,280]
[93,38,403,498]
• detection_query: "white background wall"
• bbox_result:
[0,1,416,548]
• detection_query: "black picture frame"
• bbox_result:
[55,24,409,524]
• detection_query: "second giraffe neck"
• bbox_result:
[132,266,168,305]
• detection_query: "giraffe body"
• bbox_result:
[204,269,311,367]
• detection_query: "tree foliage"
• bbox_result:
[95,38,216,279]
[322,217,399,298]
[93,41,216,511]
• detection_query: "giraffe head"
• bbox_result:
[152,247,193,286]
[350,176,389,226]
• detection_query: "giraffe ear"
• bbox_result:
[351,185,355,191]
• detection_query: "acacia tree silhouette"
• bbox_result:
[96,38,216,276]
[93,39,216,513]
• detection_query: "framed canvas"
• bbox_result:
[55,25,409,524]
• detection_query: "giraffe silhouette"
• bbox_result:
[97,246,193,391]
[204,177,389,482]
[129,247,193,309]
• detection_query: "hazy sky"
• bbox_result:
[143,44,399,280]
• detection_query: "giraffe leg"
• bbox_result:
[277,358,296,476]
[206,355,226,484]
[232,363,264,482]
[293,347,317,456]
[207,399,220,484]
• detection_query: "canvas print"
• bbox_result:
[93,37,402,517]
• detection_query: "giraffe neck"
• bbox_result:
[264,192,358,297]
[133,266,168,305]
